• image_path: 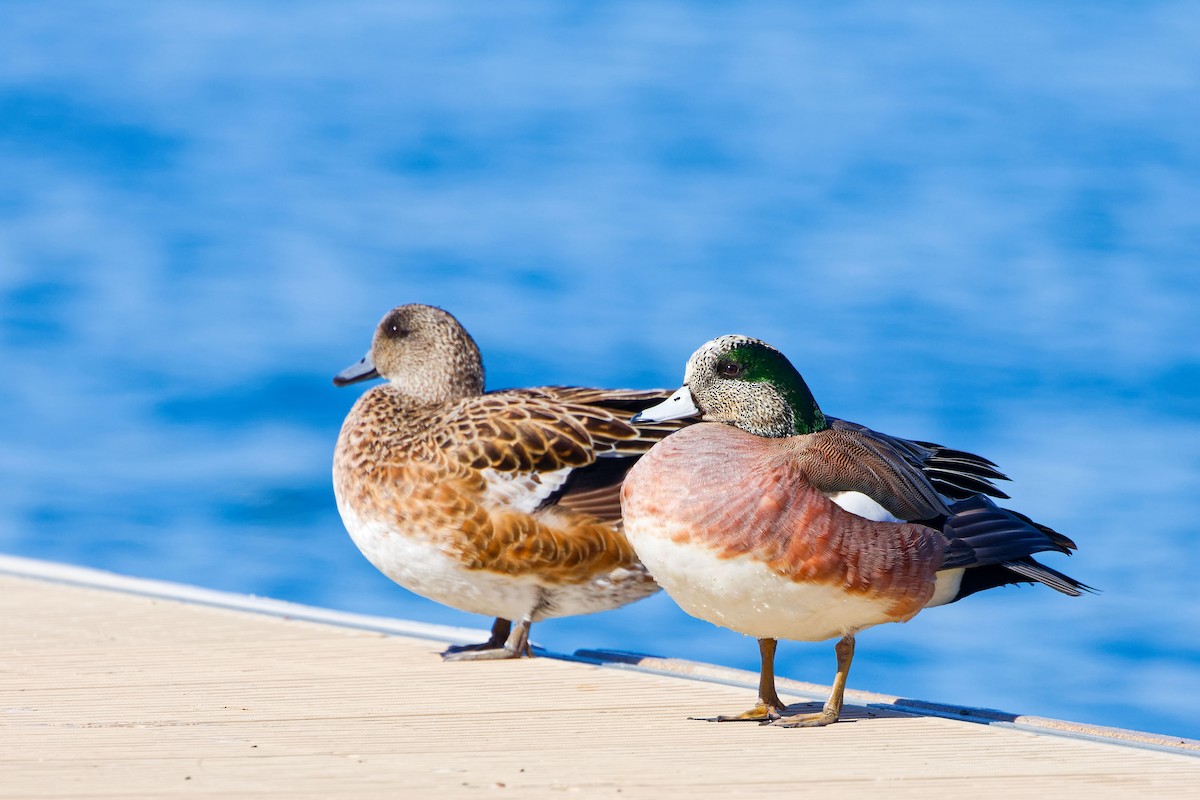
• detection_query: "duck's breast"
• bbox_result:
[621,424,944,641]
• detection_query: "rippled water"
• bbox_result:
[2,2,1198,739]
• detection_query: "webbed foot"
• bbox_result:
[441,617,532,661]
[714,701,786,722]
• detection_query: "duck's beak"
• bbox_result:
[333,353,380,387]
[631,385,701,423]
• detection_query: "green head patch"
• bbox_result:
[701,336,828,436]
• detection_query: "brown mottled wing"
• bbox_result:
[794,427,952,521]
[522,387,687,525]
[511,386,684,456]
[438,386,684,524]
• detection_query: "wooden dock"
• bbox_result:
[2,555,1196,799]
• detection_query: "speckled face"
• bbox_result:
[368,303,485,405]
[682,335,826,438]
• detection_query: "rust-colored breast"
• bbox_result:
[624,424,945,618]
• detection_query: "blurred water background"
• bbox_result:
[2,1,1198,739]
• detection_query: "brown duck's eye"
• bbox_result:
[386,324,411,339]
[717,359,743,378]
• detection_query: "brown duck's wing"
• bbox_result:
[526,387,693,523]
[538,460,632,525]
[517,386,673,407]
[440,387,686,523]
[512,387,685,454]
[827,417,1011,501]
[794,427,952,521]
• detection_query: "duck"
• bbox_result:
[332,303,687,660]
[620,335,1089,727]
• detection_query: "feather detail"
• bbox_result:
[795,427,951,521]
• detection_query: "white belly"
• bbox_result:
[627,524,905,642]
[340,504,657,622]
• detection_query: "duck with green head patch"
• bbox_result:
[620,335,1089,727]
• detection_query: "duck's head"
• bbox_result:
[333,304,484,405]
[634,335,827,438]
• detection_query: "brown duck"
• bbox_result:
[332,304,684,660]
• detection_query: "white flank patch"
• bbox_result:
[927,568,965,608]
[480,467,573,514]
[626,524,901,642]
[829,491,903,523]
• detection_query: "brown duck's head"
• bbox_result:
[333,304,484,406]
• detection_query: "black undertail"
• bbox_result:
[933,494,1094,600]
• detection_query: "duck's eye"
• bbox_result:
[717,359,743,378]
[386,324,411,339]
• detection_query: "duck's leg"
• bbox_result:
[507,614,533,657]
[442,617,515,660]
[773,635,855,728]
[442,614,534,661]
[717,638,788,721]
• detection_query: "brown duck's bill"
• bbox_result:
[630,385,702,423]
[333,353,380,387]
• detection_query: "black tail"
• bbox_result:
[954,558,1094,599]
[937,495,1094,600]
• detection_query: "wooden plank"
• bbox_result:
[1,562,1196,799]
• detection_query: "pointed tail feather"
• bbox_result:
[939,494,1093,601]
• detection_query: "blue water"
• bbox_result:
[2,2,1198,739]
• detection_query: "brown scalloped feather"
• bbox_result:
[552,483,625,526]
[459,510,638,581]
[443,392,647,474]
[335,382,685,585]
[337,437,639,583]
